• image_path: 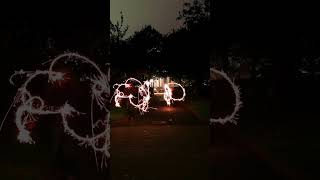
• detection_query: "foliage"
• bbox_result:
[110,11,129,44]
[128,25,163,54]
[177,0,210,30]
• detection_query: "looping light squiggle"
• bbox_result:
[112,78,187,111]
[163,83,186,106]
[112,78,152,114]
[1,52,111,169]
[209,68,242,125]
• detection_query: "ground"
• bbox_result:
[0,94,209,180]
[1,89,318,179]
[111,125,208,180]
[110,94,209,180]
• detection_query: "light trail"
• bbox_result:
[209,68,242,125]
[1,52,111,169]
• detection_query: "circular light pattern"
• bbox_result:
[112,78,152,114]
[163,82,186,106]
[112,79,186,111]
[209,68,242,125]
[1,52,111,169]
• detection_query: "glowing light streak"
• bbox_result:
[209,68,242,125]
[163,83,186,106]
[112,78,152,114]
[153,92,164,95]
[112,78,186,111]
[1,52,111,169]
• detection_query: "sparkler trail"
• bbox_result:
[1,52,111,169]
[209,68,242,125]
[112,78,153,114]
[112,77,187,111]
[163,83,186,106]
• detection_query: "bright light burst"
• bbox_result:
[1,52,111,169]
[209,68,242,125]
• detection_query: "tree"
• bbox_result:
[110,11,129,44]
[177,0,210,30]
[127,25,163,69]
[154,0,211,96]
[110,12,130,70]
[129,25,163,53]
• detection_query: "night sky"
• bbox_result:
[111,0,188,37]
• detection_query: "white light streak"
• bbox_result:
[209,68,242,125]
[163,83,186,106]
[1,52,111,170]
[112,78,152,114]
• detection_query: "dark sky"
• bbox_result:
[1,0,109,64]
[111,0,187,37]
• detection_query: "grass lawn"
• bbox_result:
[110,107,128,121]
[111,125,209,180]
[185,97,210,122]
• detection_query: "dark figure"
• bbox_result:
[127,101,135,122]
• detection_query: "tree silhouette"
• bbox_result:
[129,25,163,53]
[127,25,163,70]
[110,12,130,72]
[110,11,129,44]
[177,0,210,30]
